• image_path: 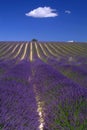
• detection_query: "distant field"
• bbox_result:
[0,41,87,62]
[0,41,87,130]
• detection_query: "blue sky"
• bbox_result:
[0,0,87,42]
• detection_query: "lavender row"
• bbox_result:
[58,64,87,88]
[0,60,31,81]
[32,59,87,129]
[0,60,40,130]
[46,57,87,88]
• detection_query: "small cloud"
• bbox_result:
[25,7,58,18]
[65,10,71,14]
[68,40,74,42]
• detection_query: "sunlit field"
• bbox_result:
[0,41,87,130]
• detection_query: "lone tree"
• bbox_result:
[31,38,38,42]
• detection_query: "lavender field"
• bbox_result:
[0,41,87,130]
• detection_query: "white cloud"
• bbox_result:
[68,40,74,42]
[65,10,71,14]
[25,7,58,18]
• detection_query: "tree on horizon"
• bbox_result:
[31,38,38,42]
